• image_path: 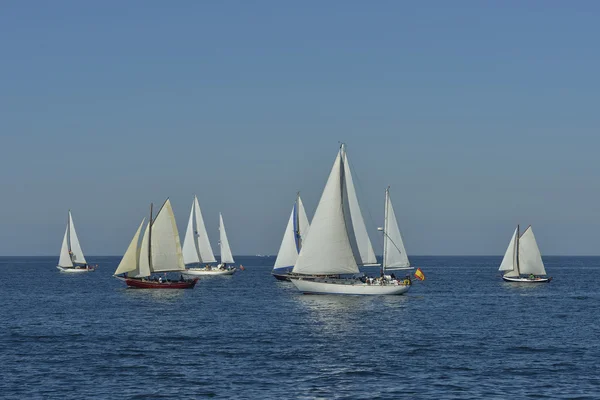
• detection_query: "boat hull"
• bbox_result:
[123,277,199,289]
[183,268,236,276]
[57,265,95,273]
[502,276,552,283]
[272,266,293,281]
[291,278,410,295]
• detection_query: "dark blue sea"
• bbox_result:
[1,256,598,399]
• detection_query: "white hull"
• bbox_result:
[57,266,95,273]
[291,278,410,295]
[502,276,551,283]
[183,267,236,276]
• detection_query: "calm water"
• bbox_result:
[1,256,599,399]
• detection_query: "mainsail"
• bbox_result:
[182,196,216,265]
[292,146,360,276]
[58,225,73,267]
[68,211,87,265]
[150,199,185,273]
[518,226,546,276]
[383,187,411,271]
[219,213,234,264]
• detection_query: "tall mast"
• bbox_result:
[148,203,153,271]
[382,187,389,275]
[295,191,301,251]
[515,224,520,275]
[67,210,73,262]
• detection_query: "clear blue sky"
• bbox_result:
[1,1,599,256]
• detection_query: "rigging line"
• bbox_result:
[381,231,405,257]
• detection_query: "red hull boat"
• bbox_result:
[123,277,198,289]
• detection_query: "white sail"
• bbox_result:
[383,188,410,270]
[182,200,200,265]
[273,206,298,269]
[499,226,519,277]
[150,199,185,273]
[114,218,145,276]
[68,211,87,265]
[341,149,377,266]
[292,150,359,276]
[194,197,216,263]
[136,223,151,277]
[58,225,73,267]
[219,213,234,264]
[297,197,310,244]
[518,226,546,276]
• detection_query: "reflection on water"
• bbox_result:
[295,293,411,335]
[121,288,185,302]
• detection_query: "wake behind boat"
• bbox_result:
[113,199,198,289]
[272,192,310,281]
[57,210,96,273]
[290,144,410,295]
[499,225,552,283]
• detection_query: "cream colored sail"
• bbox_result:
[292,149,359,276]
[68,211,87,265]
[58,225,73,267]
[149,199,185,273]
[219,213,234,264]
[341,148,377,266]
[114,218,145,276]
[383,188,410,270]
[274,206,298,270]
[297,197,310,243]
[136,223,151,277]
[499,226,519,277]
[194,197,216,263]
[518,226,546,276]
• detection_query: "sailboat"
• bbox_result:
[180,196,233,276]
[113,199,198,289]
[272,193,310,281]
[57,210,96,273]
[214,213,237,274]
[290,144,410,295]
[499,225,552,283]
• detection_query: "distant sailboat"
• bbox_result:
[113,199,198,289]
[57,210,96,273]
[290,144,410,295]
[272,193,310,281]
[180,196,234,276]
[215,213,237,274]
[499,225,552,283]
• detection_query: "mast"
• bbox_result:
[515,224,520,275]
[295,191,301,251]
[67,210,72,262]
[382,187,389,275]
[148,203,153,271]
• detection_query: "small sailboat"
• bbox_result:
[214,213,237,274]
[272,192,310,281]
[113,199,198,289]
[57,210,96,273]
[290,144,410,295]
[180,196,233,276]
[499,225,552,283]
